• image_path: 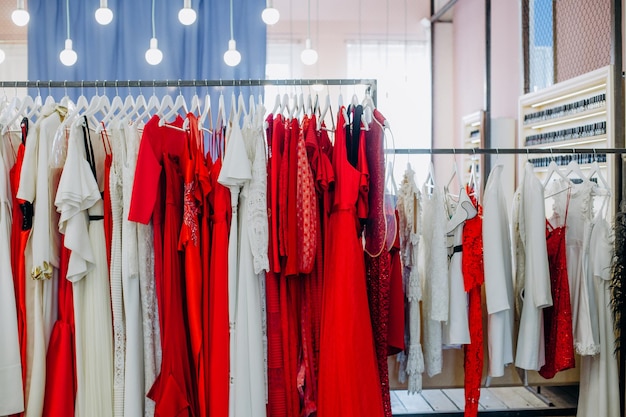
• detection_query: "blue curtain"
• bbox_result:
[27,0,267,100]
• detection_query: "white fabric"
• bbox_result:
[577,191,619,417]
[56,120,114,417]
[119,122,147,417]
[482,164,514,377]
[219,104,266,417]
[129,122,160,417]
[0,131,25,416]
[514,162,552,371]
[108,125,126,417]
[420,183,447,377]
[17,110,63,417]
[442,187,475,346]
[396,165,424,393]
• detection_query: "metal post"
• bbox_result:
[483,0,492,186]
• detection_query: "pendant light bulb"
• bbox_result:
[145,37,163,65]
[0,48,5,64]
[178,0,197,25]
[95,0,113,25]
[261,5,280,25]
[11,0,30,26]
[224,39,241,67]
[300,38,318,66]
[59,39,78,66]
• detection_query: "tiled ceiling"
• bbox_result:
[0,0,27,42]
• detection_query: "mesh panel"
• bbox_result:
[524,0,611,93]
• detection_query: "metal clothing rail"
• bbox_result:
[388,147,626,154]
[0,78,376,89]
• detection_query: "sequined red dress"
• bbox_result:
[317,107,384,417]
[461,191,484,417]
[539,206,575,379]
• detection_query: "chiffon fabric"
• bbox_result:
[317,107,384,417]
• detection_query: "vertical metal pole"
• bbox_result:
[483,0,491,185]
[610,0,625,415]
[430,0,435,155]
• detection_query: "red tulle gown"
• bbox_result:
[539,200,575,379]
[317,107,384,417]
[461,190,484,417]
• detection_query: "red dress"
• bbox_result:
[539,215,575,379]
[317,108,384,417]
[9,122,29,417]
[129,116,197,416]
[206,155,231,417]
[461,192,484,417]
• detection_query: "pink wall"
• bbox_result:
[491,2,521,119]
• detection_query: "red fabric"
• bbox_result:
[42,240,76,417]
[317,108,384,417]
[178,114,210,415]
[461,194,484,417]
[278,119,289,260]
[148,154,197,417]
[206,157,231,417]
[9,140,27,417]
[539,220,575,379]
[387,214,405,355]
[296,116,317,275]
[284,119,300,276]
[103,153,113,268]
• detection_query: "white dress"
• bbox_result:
[396,165,424,393]
[577,191,619,417]
[108,125,126,417]
[420,182,448,377]
[482,163,514,377]
[128,122,160,417]
[514,162,553,371]
[219,103,267,417]
[0,130,25,415]
[56,118,114,417]
[17,108,63,417]
[120,121,146,417]
[442,187,475,346]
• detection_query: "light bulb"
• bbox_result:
[300,39,318,66]
[261,7,280,25]
[0,48,5,64]
[178,0,197,26]
[145,38,163,65]
[95,7,113,25]
[59,39,78,66]
[11,8,30,26]
[224,39,241,67]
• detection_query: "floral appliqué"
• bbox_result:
[184,181,200,246]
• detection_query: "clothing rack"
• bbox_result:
[389,147,626,154]
[0,78,378,105]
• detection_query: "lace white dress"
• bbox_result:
[396,165,424,393]
[482,164,514,377]
[108,124,126,417]
[420,180,448,377]
[56,119,114,417]
[513,162,552,371]
[577,189,619,417]
[0,130,24,415]
[126,122,159,417]
[219,100,267,417]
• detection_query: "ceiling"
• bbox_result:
[0,0,27,42]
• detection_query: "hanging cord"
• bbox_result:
[229,0,234,40]
[65,0,71,39]
[307,0,311,40]
[151,0,156,39]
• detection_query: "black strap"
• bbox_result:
[20,117,28,145]
[88,215,104,221]
[453,245,463,254]
[346,104,363,168]
[81,116,98,183]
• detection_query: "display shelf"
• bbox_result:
[518,65,615,215]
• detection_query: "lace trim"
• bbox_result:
[575,341,601,356]
[247,130,270,275]
[183,181,200,247]
[407,342,424,394]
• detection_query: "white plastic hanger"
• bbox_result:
[199,93,212,132]
[424,161,436,196]
[280,93,290,117]
[563,159,587,182]
[97,85,124,133]
[271,93,281,116]
[2,95,35,134]
[155,93,175,120]
[159,89,188,126]
[112,93,135,126]
[543,159,569,189]
[587,151,610,191]
[136,92,161,124]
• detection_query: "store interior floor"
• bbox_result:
[391,385,578,416]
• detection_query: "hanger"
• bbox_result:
[97,83,124,132]
[112,92,135,126]
[237,91,247,119]
[0,85,21,126]
[563,158,587,182]
[155,91,175,120]
[159,85,188,126]
[318,92,334,131]
[542,159,569,189]
[59,83,89,132]
[424,160,436,196]
[199,92,212,132]
[587,150,610,191]
[306,93,313,117]
[445,150,461,201]
[2,94,35,134]
[271,92,281,115]
[280,93,290,117]
[217,90,225,128]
